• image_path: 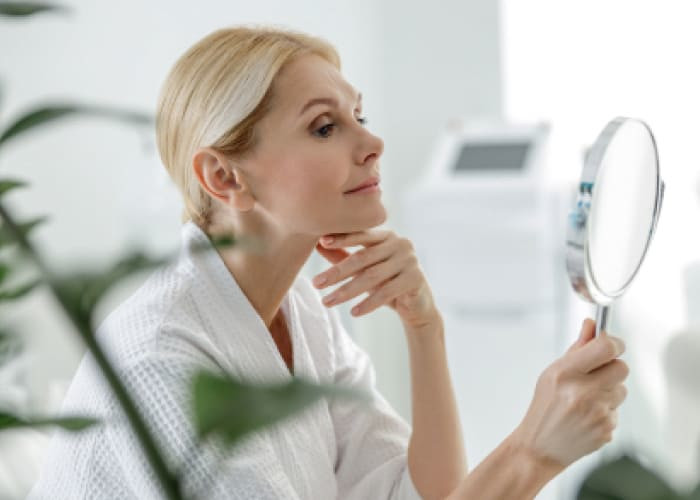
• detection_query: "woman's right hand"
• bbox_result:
[511,318,629,471]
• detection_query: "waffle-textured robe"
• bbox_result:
[28,221,422,499]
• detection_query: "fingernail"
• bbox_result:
[321,236,334,245]
[323,293,337,305]
[313,274,327,287]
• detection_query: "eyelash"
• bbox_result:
[314,116,368,138]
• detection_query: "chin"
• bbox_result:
[319,204,387,234]
[372,206,388,226]
[353,205,387,231]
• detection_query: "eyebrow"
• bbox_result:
[299,92,362,116]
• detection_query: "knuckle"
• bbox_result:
[553,379,580,411]
[364,266,380,281]
[563,391,581,415]
[611,336,627,356]
[399,237,413,251]
[406,252,419,267]
[601,337,618,358]
[373,289,387,304]
[547,362,567,386]
[617,360,630,380]
[599,418,616,441]
[604,418,617,434]
[611,385,627,408]
[591,403,609,422]
[541,367,561,389]
[352,250,367,266]
[600,429,614,444]
[619,384,628,400]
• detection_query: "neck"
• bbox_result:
[206,217,318,328]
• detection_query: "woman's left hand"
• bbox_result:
[312,229,440,330]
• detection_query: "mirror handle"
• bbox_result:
[595,305,610,337]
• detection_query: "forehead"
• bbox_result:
[270,54,358,111]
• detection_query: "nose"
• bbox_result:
[355,129,384,166]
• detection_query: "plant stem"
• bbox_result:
[0,201,184,500]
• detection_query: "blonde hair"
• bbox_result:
[155,26,340,229]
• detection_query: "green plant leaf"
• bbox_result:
[0,2,68,16]
[0,277,41,301]
[193,371,367,447]
[0,329,22,363]
[0,410,99,432]
[52,250,170,325]
[0,261,8,284]
[0,104,151,150]
[577,454,680,500]
[0,215,48,247]
[687,482,700,500]
[0,178,28,197]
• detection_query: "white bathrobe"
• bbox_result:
[28,221,422,499]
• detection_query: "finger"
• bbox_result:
[587,359,630,389]
[351,268,417,316]
[603,384,628,409]
[567,334,626,374]
[320,228,393,249]
[313,241,394,288]
[320,255,406,307]
[598,409,618,443]
[315,242,350,265]
[566,318,596,354]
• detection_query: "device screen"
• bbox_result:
[453,142,531,171]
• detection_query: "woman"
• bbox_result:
[30,26,628,499]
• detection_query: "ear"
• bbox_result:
[192,147,255,212]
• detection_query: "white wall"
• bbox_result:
[351,0,504,420]
[502,0,700,492]
[0,1,503,497]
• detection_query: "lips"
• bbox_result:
[344,176,380,194]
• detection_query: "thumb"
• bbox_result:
[315,242,350,264]
[567,318,596,353]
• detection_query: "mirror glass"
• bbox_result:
[587,119,660,297]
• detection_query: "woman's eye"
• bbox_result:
[312,116,368,139]
[314,123,335,138]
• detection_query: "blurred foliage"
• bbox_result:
[0,104,151,148]
[193,372,366,447]
[577,454,700,500]
[0,2,68,16]
[0,411,98,433]
[0,3,364,499]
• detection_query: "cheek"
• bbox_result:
[281,155,345,199]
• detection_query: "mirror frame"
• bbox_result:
[566,117,665,333]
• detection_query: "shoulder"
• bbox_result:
[95,260,219,369]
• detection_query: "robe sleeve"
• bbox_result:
[327,308,423,500]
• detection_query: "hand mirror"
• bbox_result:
[566,117,665,337]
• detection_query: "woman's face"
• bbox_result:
[239,53,386,238]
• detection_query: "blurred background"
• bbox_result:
[1,0,699,498]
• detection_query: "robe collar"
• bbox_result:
[177,220,304,383]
